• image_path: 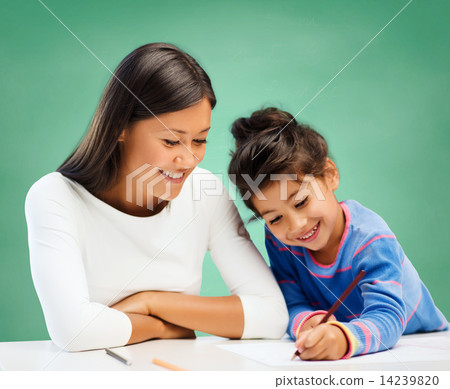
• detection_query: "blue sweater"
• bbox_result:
[266,200,448,358]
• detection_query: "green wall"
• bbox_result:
[1,0,448,341]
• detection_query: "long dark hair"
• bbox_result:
[228,107,328,216]
[57,43,216,194]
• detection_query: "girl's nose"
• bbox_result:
[287,213,307,237]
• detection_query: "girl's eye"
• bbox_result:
[295,196,309,208]
[194,139,207,144]
[269,216,282,225]
[164,139,180,146]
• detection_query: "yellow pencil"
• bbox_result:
[152,358,188,371]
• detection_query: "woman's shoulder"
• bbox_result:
[185,166,226,200]
[25,171,80,210]
[177,166,233,215]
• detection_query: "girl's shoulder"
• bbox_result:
[342,199,397,247]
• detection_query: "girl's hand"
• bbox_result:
[299,313,336,333]
[295,324,348,360]
[111,291,153,316]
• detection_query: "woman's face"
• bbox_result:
[118,97,212,209]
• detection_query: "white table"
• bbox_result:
[0,331,449,371]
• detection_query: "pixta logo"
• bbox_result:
[125,164,172,211]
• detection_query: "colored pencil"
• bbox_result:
[152,358,188,371]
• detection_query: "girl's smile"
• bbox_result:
[295,221,320,243]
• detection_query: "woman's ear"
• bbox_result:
[324,158,340,191]
[118,128,127,142]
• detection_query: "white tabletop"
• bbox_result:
[0,331,449,371]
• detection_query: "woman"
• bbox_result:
[25,43,288,352]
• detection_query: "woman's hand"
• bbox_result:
[295,323,348,360]
[299,313,336,333]
[161,320,196,339]
[111,292,152,316]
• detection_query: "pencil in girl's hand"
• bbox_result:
[292,270,366,360]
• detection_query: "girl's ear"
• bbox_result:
[324,158,340,191]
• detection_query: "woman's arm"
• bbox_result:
[125,313,195,344]
[113,293,244,339]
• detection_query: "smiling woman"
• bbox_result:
[24,43,288,351]
[97,98,212,216]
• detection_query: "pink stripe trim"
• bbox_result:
[395,313,405,329]
[336,265,352,273]
[372,280,401,287]
[308,202,351,268]
[337,202,352,259]
[296,310,328,338]
[364,320,382,351]
[265,233,305,256]
[406,293,422,323]
[308,270,335,279]
[279,247,304,256]
[307,267,349,278]
[346,313,361,319]
[353,321,372,355]
[278,280,296,284]
[401,256,406,266]
[437,321,447,330]
[353,234,396,258]
[292,311,311,338]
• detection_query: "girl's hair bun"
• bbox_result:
[231,107,296,148]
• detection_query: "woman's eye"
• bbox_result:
[295,196,309,208]
[164,139,180,146]
[194,139,207,144]
[269,216,282,225]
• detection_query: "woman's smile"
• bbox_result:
[158,168,189,184]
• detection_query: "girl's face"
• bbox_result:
[118,97,211,208]
[252,161,345,261]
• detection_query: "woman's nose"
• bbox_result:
[175,143,200,167]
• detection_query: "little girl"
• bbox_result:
[228,107,448,360]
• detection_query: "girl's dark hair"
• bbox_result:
[228,107,328,216]
[57,42,216,194]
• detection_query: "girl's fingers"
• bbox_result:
[295,329,312,349]
[302,324,326,349]
[299,334,327,360]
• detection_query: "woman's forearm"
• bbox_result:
[125,313,195,345]
[146,293,245,339]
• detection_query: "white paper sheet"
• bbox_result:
[217,336,450,367]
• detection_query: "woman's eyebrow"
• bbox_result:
[159,127,210,135]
